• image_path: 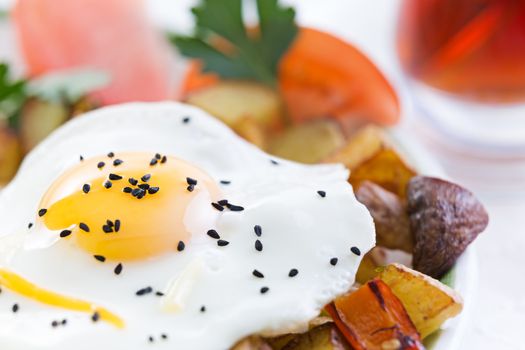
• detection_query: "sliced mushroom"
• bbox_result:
[355,181,413,252]
[407,176,489,279]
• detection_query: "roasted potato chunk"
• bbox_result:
[378,263,463,338]
[19,98,68,153]
[186,80,284,132]
[0,127,22,185]
[269,120,345,164]
[231,336,273,350]
[281,323,350,350]
[355,181,412,252]
[407,176,489,279]
[324,126,416,197]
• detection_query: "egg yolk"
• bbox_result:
[38,153,222,260]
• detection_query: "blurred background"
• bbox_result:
[1,1,524,349]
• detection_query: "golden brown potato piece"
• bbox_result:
[269,121,345,164]
[407,176,489,279]
[355,181,413,252]
[232,116,268,150]
[0,127,22,185]
[231,336,273,350]
[186,80,284,131]
[19,98,68,153]
[378,263,463,339]
[355,249,382,284]
[281,323,350,350]
[324,125,416,197]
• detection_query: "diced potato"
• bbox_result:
[231,336,273,350]
[378,263,463,338]
[186,80,284,132]
[280,323,350,350]
[232,116,268,150]
[324,125,416,197]
[266,334,298,350]
[0,127,22,185]
[19,98,68,153]
[355,250,379,284]
[268,120,345,164]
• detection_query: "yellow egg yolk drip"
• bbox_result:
[0,268,124,328]
[38,153,221,260]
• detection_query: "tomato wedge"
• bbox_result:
[278,27,400,126]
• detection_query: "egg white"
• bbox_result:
[0,102,375,350]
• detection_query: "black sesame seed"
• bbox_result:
[260,287,269,294]
[28,222,33,229]
[211,202,224,211]
[61,319,67,325]
[217,200,228,206]
[350,246,361,256]
[161,333,168,340]
[254,225,262,237]
[177,241,185,252]
[94,255,106,262]
[200,305,206,312]
[114,263,123,275]
[186,177,197,186]
[60,230,72,238]
[330,257,338,266]
[131,188,143,197]
[82,184,91,194]
[150,158,158,166]
[255,240,263,252]
[141,174,151,182]
[182,116,190,124]
[148,336,154,343]
[217,240,229,247]
[288,269,299,277]
[155,153,162,160]
[155,291,165,297]
[107,152,115,158]
[220,180,231,185]
[79,223,90,232]
[252,269,264,278]
[123,187,133,193]
[148,187,160,194]
[80,155,84,161]
[136,286,153,296]
[102,225,113,233]
[207,229,220,239]
[113,159,123,166]
[161,156,167,164]
[109,173,122,181]
[137,191,145,200]
[227,204,244,212]
[38,209,47,217]
[186,185,195,192]
[12,303,19,313]
[317,190,326,198]
[114,220,121,232]
[51,320,59,327]
[91,311,100,322]
[138,183,150,190]
[270,159,279,165]
[128,178,138,186]
[104,180,113,189]
[97,161,105,169]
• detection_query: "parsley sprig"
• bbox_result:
[171,0,298,86]
[0,63,27,128]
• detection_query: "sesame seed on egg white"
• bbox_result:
[0,103,374,350]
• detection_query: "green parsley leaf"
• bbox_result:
[171,0,298,86]
[0,63,27,128]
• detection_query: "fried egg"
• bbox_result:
[0,103,375,349]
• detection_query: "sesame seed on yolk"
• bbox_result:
[38,153,222,261]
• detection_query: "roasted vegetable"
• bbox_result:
[378,264,463,339]
[407,176,489,279]
[0,126,22,185]
[231,336,273,350]
[355,181,412,252]
[327,279,425,350]
[279,323,350,350]
[269,120,345,163]
[355,248,386,284]
[325,126,416,197]
[19,98,69,153]
[186,81,284,135]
